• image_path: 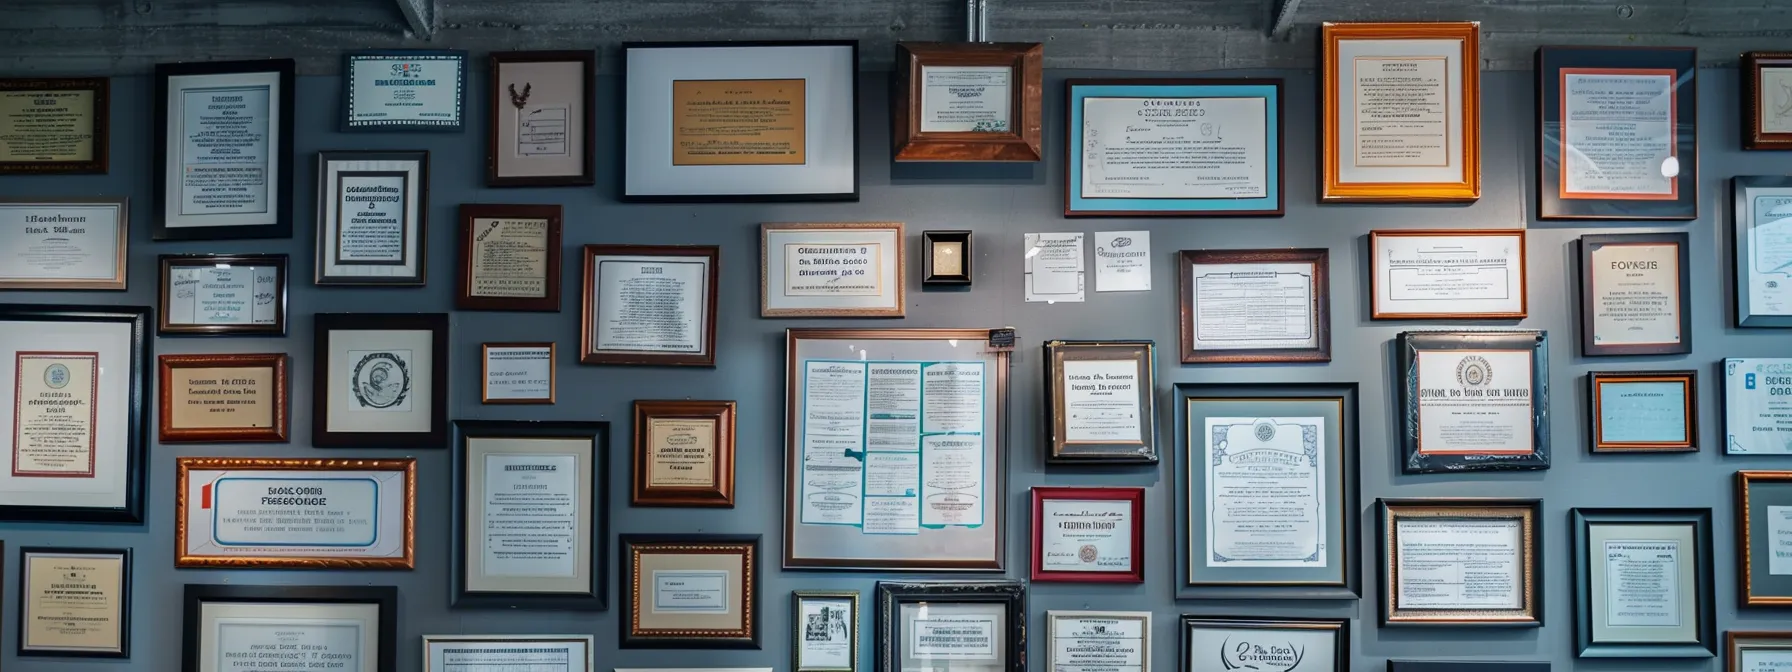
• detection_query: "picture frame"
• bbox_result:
[1587,370,1696,453]
[481,342,555,405]
[1538,46,1698,220]
[174,457,415,569]
[623,40,859,202]
[1030,486,1144,583]
[1369,229,1527,320]
[488,50,596,187]
[921,230,972,287]
[158,353,289,444]
[182,583,397,672]
[1376,498,1543,627]
[1179,249,1330,363]
[1725,358,1792,455]
[1046,611,1149,672]
[1180,616,1347,672]
[581,244,720,366]
[1742,52,1792,150]
[1578,232,1691,356]
[340,49,467,132]
[1388,663,1548,672]
[1321,22,1481,203]
[423,635,594,672]
[1397,330,1549,473]
[1728,631,1792,671]
[762,222,905,318]
[1571,507,1715,658]
[0,77,108,174]
[314,150,430,286]
[17,546,129,658]
[153,59,295,241]
[892,42,1043,162]
[1733,176,1792,327]
[1737,470,1792,605]
[620,533,760,649]
[311,312,448,449]
[156,253,288,336]
[0,197,127,290]
[1043,340,1157,464]
[874,581,1025,672]
[456,203,562,311]
[793,590,860,672]
[632,400,736,507]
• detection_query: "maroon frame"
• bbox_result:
[1029,486,1144,583]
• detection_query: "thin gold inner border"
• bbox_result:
[629,543,756,638]
[1383,504,1537,622]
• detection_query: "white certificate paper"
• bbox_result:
[481,453,578,579]
[1772,506,1792,576]
[426,638,590,672]
[652,570,729,613]
[174,80,272,223]
[797,598,855,669]
[1415,350,1535,454]
[1590,242,1682,346]
[594,257,707,353]
[0,203,121,284]
[1395,518,1524,609]
[1353,57,1449,167]
[1190,262,1318,350]
[1374,232,1524,316]
[1562,70,1677,197]
[920,66,1011,133]
[1040,499,1133,572]
[1604,540,1681,627]
[1026,233,1085,302]
[1094,231,1150,292]
[1742,649,1792,672]
[1062,360,1142,443]
[1205,417,1325,568]
[1050,615,1145,672]
[483,346,551,401]
[1748,194,1792,317]
[1079,96,1268,199]
[1726,359,1792,454]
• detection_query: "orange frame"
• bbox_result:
[1321,22,1481,202]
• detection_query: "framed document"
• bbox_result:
[633,400,736,507]
[763,222,905,318]
[424,635,594,672]
[875,581,1025,672]
[785,328,1010,571]
[0,197,126,291]
[452,420,607,610]
[793,591,859,672]
[0,303,147,523]
[1179,249,1330,363]
[1029,486,1143,583]
[1733,176,1792,327]
[1571,508,1714,658]
[1729,632,1792,672]
[1376,498,1543,627]
[1726,358,1792,454]
[1588,370,1695,453]
[620,534,759,648]
[158,353,289,443]
[1539,46,1698,220]
[0,77,107,174]
[922,230,972,286]
[311,313,448,448]
[341,49,466,132]
[314,150,429,286]
[175,457,414,569]
[489,50,595,186]
[1321,22,1480,203]
[157,254,287,336]
[1397,330,1549,473]
[482,342,554,405]
[623,40,859,202]
[893,42,1042,162]
[17,546,129,658]
[1046,611,1148,672]
[1175,382,1360,600]
[1578,232,1691,356]
[182,584,396,672]
[1043,340,1156,464]
[1737,471,1792,605]
[1370,229,1526,320]
[1180,617,1345,672]
[1065,78,1283,217]
[153,59,294,241]
[1746,52,1792,150]
[1388,663,1548,672]
[457,203,561,311]
[581,244,719,366]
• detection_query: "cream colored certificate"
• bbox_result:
[0,89,96,163]
[12,351,98,477]
[23,551,125,653]
[671,79,805,166]
[1591,242,1682,347]
[1352,57,1449,167]
[648,417,718,488]
[168,365,275,431]
[469,217,549,299]
[933,241,964,276]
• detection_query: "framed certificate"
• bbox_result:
[157,254,287,336]
[1729,632,1792,672]
[1578,232,1691,356]
[1377,498,1543,627]
[1588,370,1696,453]
[481,342,554,405]
[1321,22,1480,203]
[1397,330,1549,473]
[452,420,608,610]
[893,42,1042,162]
[457,204,561,311]
[1738,471,1792,605]
[488,50,595,186]
[793,590,859,672]
[1180,617,1345,672]
[1539,46,1698,220]
[1388,664,1548,672]
[175,457,415,569]
[1065,78,1283,216]
[17,546,129,658]
[314,150,429,286]
[623,40,859,202]
[581,244,719,366]
[158,353,289,444]
[1370,229,1526,319]
[1726,358,1792,454]
[1046,611,1149,672]
[1733,176,1792,327]
[633,400,736,507]
[621,534,759,648]
[0,77,107,174]
[1747,52,1792,149]
[182,583,396,672]
[922,230,972,286]
[763,222,905,317]
[1043,340,1156,464]
[0,197,127,291]
[341,49,466,132]
[311,313,448,448]
[424,635,594,672]
[1571,508,1715,658]
[1029,486,1143,583]
[1179,249,1330,363]
[874,581,1025,672]
[153,59,294,241]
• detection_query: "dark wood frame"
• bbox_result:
[1731,176,1792,327]
[0,197,128,291]
[156,254,288,336]
[1588,370,1697,453]
[892,42,1042,162]
[182,583,397,672]
[921,230,972,286]
[0,77,108,174]
[456,203,563,311]
[1376,498,1544,627]
[310,312,449,448]
[1728,631,1792,672]
[1179,249,1331,363]
[480,342,556,405]
[875,581,1025,672]
[152,59,295,241]
[1397,330,1550,473]
[1043,340,1157,464]
[1743,52,1792,150]
[793,590,860,672]
[314,149,430,286]
[488,50,596,186]
[1537,46,1699,220]
[173,457,416,569]
[581,244,720,366]
[761,222,907,318]
[1571,507,1715,658]
[16,545,129,659]
[1578,232,1692,356]
[1180,616,1348,671]
[339,49,467,132]
[1321,22,1482,203]
[632,400,736,507]
[1737,470,1792,606]
[157,353,289,443]
[620,533,760,649]
[1029,486,1144,583]
[1368,229,1528,320]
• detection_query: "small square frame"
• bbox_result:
[921,230,972,286]
[632,400,737,507]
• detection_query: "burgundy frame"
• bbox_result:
[1029,486,1144,583]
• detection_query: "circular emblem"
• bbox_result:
[43,363,69,389]
[1078,545,1099,563]
[1253,421,1277,442]
[1456,355,1492,388]
[351,352,410,409]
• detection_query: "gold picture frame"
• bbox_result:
[174,457,416,569]
[1376,498,1541,627]
[1321,22,1481,202]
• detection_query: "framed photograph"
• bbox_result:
[623,40,859,202]
[1538,46,1698,220]
[785,328,1010,571]
[1043,340,1156,464]
[314,150,429,286]
[1065,78,1283,216]
[1726,358,1792,455]
[1376,498,1543,627]
[457,203,561,311]
[424,635,594,672]
[1737,471,1792,605]
[1047,611,1148,672]
[17,546,129,658]
[1732,176,1792,327]
[452,420,608,610]
[0,197,126,290]
[1369,229,1526,320]
[620,533,759,648]
[581,244,719,366]
[1180,616,1346,672]
[0,77,108,174]
[0,303,148,523]
[1175,382,1361,600]
[157,253,287,336]
[1321,22,1480,203]
[311,312,448,448]
[893,42,1042,162]
[1030,486,1143,583]
[489,50,595,186]
[633,400,736,507]
[1588,370,1696,453]
[182,584,397,672]
[793,591,859,672]
[922,230,972,286]
[1388,663,1547,672]
[1571,508,1715,658]
[153,59,294,241]
[341,49,466,132]
[158,353,289,443]
[481,342,554,404]
[1397,330,1549,473]
[175,457,414,569]
[1579,232,1691,356]
[1179,249,1330,363]
[1729,632,1792,671]
[1743,52,1792,150]
[875,581,1024,672]
[762,222,905,317]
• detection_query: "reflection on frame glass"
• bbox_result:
[1732,176,1792,327]
[793,591,859,672]
[175,457,415,569]
[1180,616,1346,672]
[1179,249,1330,363]
[1538,46,1698,220]
[1044,340,1156,464]
[1321,22,1480,203]
[1377,498,1542,627]
[875,581,1024,672]
[620,534,759,649]
[0,197,127,291]
[18,546,130,658]
[311,313,448,448]
[1588,370,1696,453]
[1571,508,1714,658]
[0,77,108,175]
[181,584,397,672]
[1397,330,1549,473]
[156,254,288,336]
[158,353,289,444]
[1578,232,1691,356]
[1742,52,1792,150]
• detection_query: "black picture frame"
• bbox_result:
[310,312,449,449]
[921,230,972,286]
[16,546,130,659]
[1397,330,1550,473]
[339,49,467,132]
[313,149,430,286]
[1571,507,1715,658]
[488,50,597,187]
[1389,664,1548,672]
[181,584,397,672]
[152,58,296,241]
[1732,176,1792,327]
[1537,46,1698,221]
[1578,232,1692,356]
[875,581,1025,672]
[1377,498,1544,628]
[156,254,289,337]
[1180,616,1348,671]
[620,533,761,649]
[1044,340,1157,464]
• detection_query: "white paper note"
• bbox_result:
[1094,231,1151,292]
[1025,232,1085,302]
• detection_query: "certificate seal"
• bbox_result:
[1078,544,1099,564]
[1457,355,1492,387]
[351,352,410,409]
[1253,421,1277,442]
[42,363,70,389]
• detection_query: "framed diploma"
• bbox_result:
[892,42,1042,162]
[1571,508,1715,658]
[874,581,1025,672]
[623,40,859,202]
[1539,46,1698,220]
[922,230,972,287]
[1726,359,1792,454]
[153,59,294,241]
[633,399,736,507]
[1065,78,1283,217]
[1321,22,1480,203]
[182,583,396,672]
[1029,486,1143,583]
[341,49,466,132]
[0,197,127,291]
[17,546,129,658]
[1179,249,1330,363]
[1745,52,1792,150]
[1578,232,1691,356]
[489,50,595,186]
[158,353,289,444]
[1737,471,1792,605]
[1388,664,1548,672]
[1376,498,1543,627]
[0,77,107,174]
[1588,370,1696,453]
[1369,229,1527,320]
[1180,617,1346,672]
[311,313,448,448]
[314,150,430,286]
[1729,632,1792,672]
[157,254,288,336]
[763,222,905,317]
[1043,340,1156,464]
[582,244,719,366]
[793,590,859,672]
[1046,611,1149,672]
[424,635,595,672]
[452,420,608,610]
[481,342,555,405]
[785,328,1011,571]
[1397,330,1549,473]
[1734,176,1792,327]
[457,204,562,311]
[620,534,759,648]
[175,457,415,569]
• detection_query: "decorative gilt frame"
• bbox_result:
[456,203,563,312]
[1368,229,1528,320]
[1587,370,1696,453]
[1737,470,1792,606]
[1376,498,1543,627]
[632,400,736,507]
[1029,486,1144,583]
[1179,249,1331,363]
[581,244,720,366]
[157,353,289,443]
[1743,52,1792,150]
[0,77,109,174]
[1571,507,1715,658]
[892,42,1043,162]
[1578,232,1692,356]
[156,253,289,336]
[761,222,907,318]
[1043,340,1157,464]
[874,581,1026,672]
[1728,631,1792,672]
[480,341,556,405]
[174,457,416,569]
[0,197,127,290]
[620,534,760,649]
[1321,22,1481,203]
[792,590,860,672]
[487,50,597,187]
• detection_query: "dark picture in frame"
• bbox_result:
[1397,330,1549,473]
[1377,498,1543,627]
[488,50,596,186]
[1179,249,1330,363]
[1029,486,1144,583]
[456,203,562,312]
[1043,340,1156,464]
[1743,51,1792,150]
[1578,232,1691,356]
[153,59,295,241]
[1571,508,1715,658]
[181,584,397,672]
[156,254,288,336]
[620,533,760,649]
[310,312,448,449]
[892,42,1043,162]
[1588,370,1696,453]
[1538,46,1698,220]
[0,77,109,175]
[875,581,1025,672]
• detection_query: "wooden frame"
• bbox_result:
[792,590,860,672]
[16,545,129,659]
[1369,229,1528,320]
[311,312,449,449]
[174,457,415,569]
[153,59,295,241]
[581,244,720,366]
[157,353,289,443]
[156,254,288,336]
[632,400,736,507]
[488,50,596,187]
[1180,616,1347,671]
[1732,176,1792,327]
[1736,470,1792,606]
[1179,249,1331,363]
[761,222,906,318]
[0,77,108,174]
[1377,498,1543,627]
[874,581,1025,672]
[340,49,467,132]
[1728,631,1792,671]
[313,149,430,286]
[1588,370,1696,453]
[0,196,128,291]
[1578,232,1692,356]
[456,203,562,311]
[892,42,1043,162]
[423,635,595,672]
[1397,330,1550,473]
[620,533,760,649]
[1043,340,1157,464]
[921,230,972,286]
[182,583,398,672]
[1029,486,1144,583]
[1571,507,1715,658]
[1321,22,1481,203]
[1743,52,1792,150]
[1537,46,1699,220]
[480,342,555,405]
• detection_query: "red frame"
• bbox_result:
[1029,486,1144,583]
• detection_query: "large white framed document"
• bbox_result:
[1371,229,1526,320]
[0,197,127,291]
[1321,22,1480,203]
[175,457,415,569]
[182,583,396,672]
[1725,358,1792,455]
[153,59,294,240]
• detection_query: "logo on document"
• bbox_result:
[1218,637,1304,672]
[1457,355,1492,388]
[1078,544,1099,564]
[43,363,69,389]
[350,351,412,411]
[1749,373,1759,390]
[1253,421,1277,443]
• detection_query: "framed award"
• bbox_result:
[488,50,595,187]
[158,353,289,444]
[892,42,1042,162]
[1179,249,1330,363]
[424,635,594,672]
[1744,52,1792,150]
[182,584,397,672]
[1181,617,1346,672]
[1029,486,1143,583]
[457,203,561,311]
[1578,232,1691,356]
[1369,229,1527,320]
[1729,632,1792,671]
[1588,370,1696,453]
[481,342,555,405]
[632,400,736,507]
[1571,508,1714,658]
[1737,470,1792,605]
[922,230,972,287]
[153,59,294,241]
[1321,22,1480,203]
[341,49,466,132]
[0,77,108,174]
[314,150,429,286]
[1726,358,1792,454]
[17,546,130,658]
[1539,46,1698,220]
[874,581,1025,672]
[1388,664,1548,672]
[1397,330,1548,473]
[0,197,127,291]
[157,254,288,336]
[581,244,719,366]
[1377,498,1542,627]
[1046,611,1148,672]
[175,457,415,569]
[793,591,859,672]
[1043,340,1156,464]
[762,222,905,317]
[1734,176,1792,327]
[620,534,759,648]
[311,313,448,448]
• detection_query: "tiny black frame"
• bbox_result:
[181,584,397,672]
[310,312,449,449]
[1571,507,1715,658]
[1537,46,1698,220]
[1377,497,1544,628]
[1587,370,1697,453]
[1043,339,1157,464]
[1397,330,1550,473]
[875,581,1025,672]
[339,49,467,132]
[1578,232,1692,356]
[152,59,295,241]
[921,230,972,286]
[16,545,130,659]
[156,254,289,337]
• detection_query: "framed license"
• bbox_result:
[457,203,561,311]
[182,584,396,672]
[1588,370,1696,453]
[1321,22,1480,203]
[1030,486,1143,583]
[785,328,1010,571]
[875,581,1024,672]
[341,49,466,132]
[1043,340,1156,464]
[1743,52,1792,150]
[1538,46,1698,220]
[0,197,126,290]
[922,230,972,286]
[424,635,594,672]
[158,353,289,443]
[1397,330,1549,473]
[314,150,429,286]
[482,342,554,404]
[893,42,1042,162]
[623,40,859,202]
[793,590,859,672]
[1734,176,1792,327]
[157,254,287,336]
[1737,471,1792,605]
[175,457,414,569]
[763,222,905,317]
[452,420,608,610]
[153,59,294,240]
[1176,382,1360,599]
[1046,611,1148,672]
[489,50,595,186]
[17,546,129,658]
[1377,498,1543,627]
[581,244,719,366]
[0,77,107,174]
[1578,232,1690,356]
[633,400,736,507]
[311,312,448,448]
[1065,78,1283,216]
[0,303,147,523]
[1180,617,1345,672]
[1726,358,1792,454]
[1571,508,1715,658]
[621,533,759,648]
[1179,249,1330,363]
[1729,632,1792,671]
[1388,663,1548,672]
[1370,229,1526,320]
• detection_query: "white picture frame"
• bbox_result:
[1370,229,1527,319]
[0,197,128,291]
[761,222,905,317]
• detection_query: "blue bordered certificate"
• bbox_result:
[177,457,415,568]
[341,49,467,132]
